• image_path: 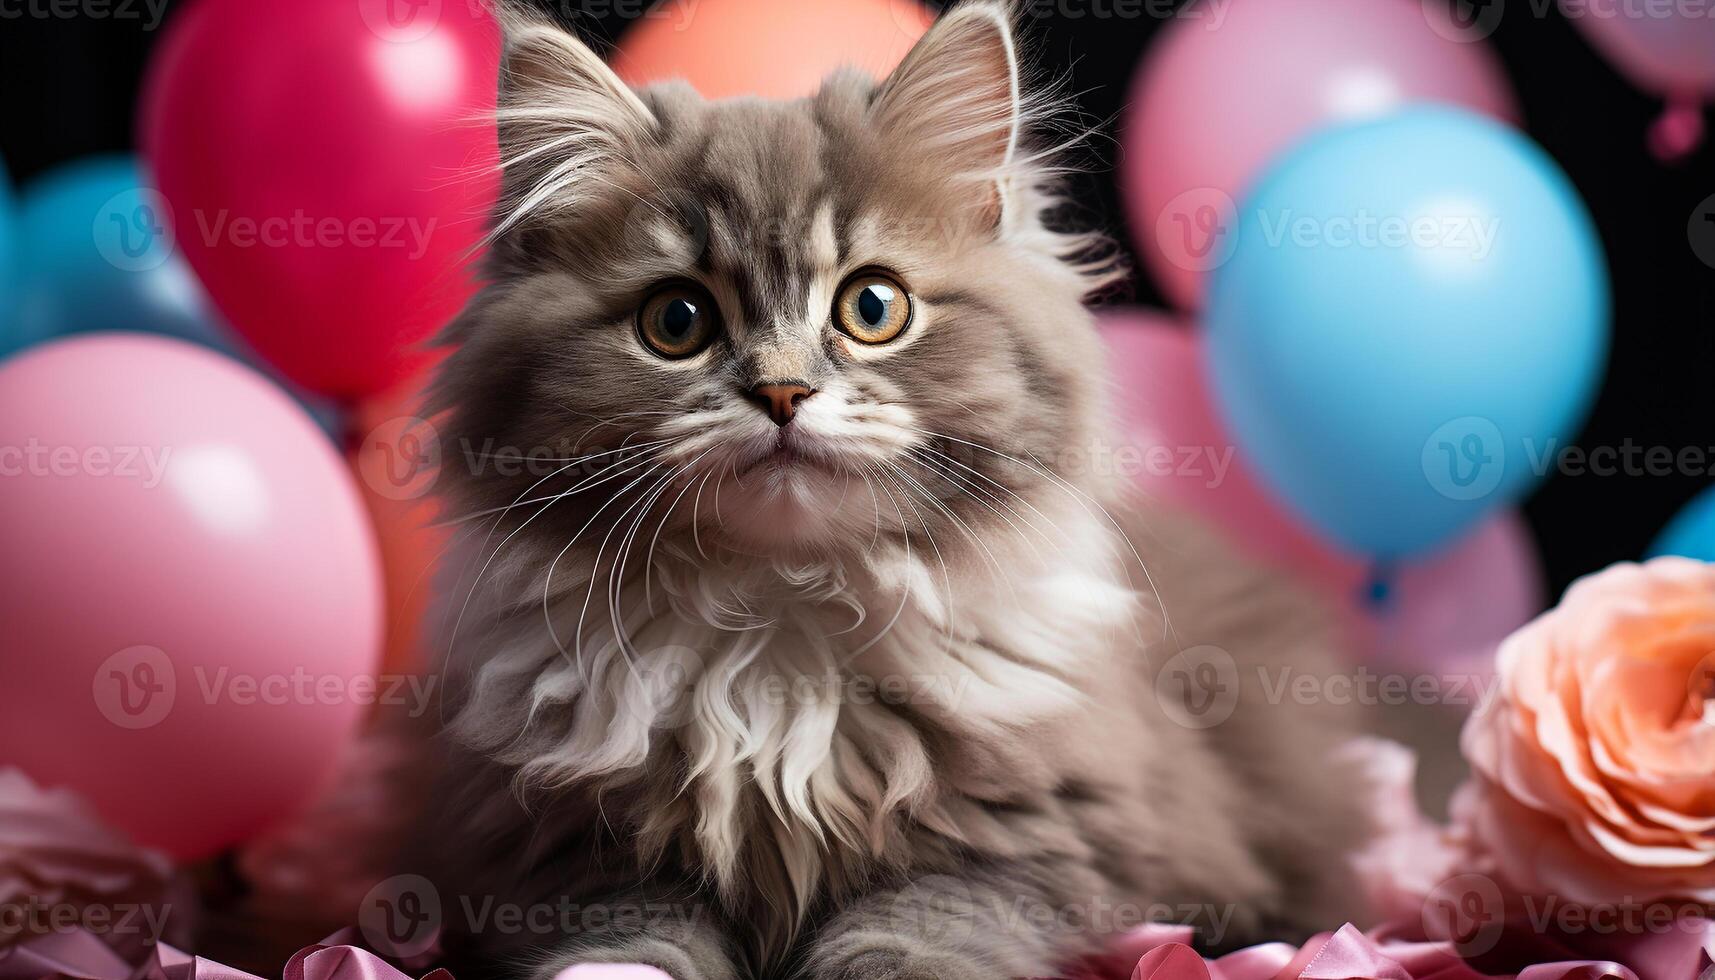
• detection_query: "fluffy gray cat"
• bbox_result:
[411,2,1370,977]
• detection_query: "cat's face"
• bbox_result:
[433,3,1118,558]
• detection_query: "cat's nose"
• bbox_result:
[746,383,817,427]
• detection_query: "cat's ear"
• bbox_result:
[488,1,657,234]
[869,1,1023,223]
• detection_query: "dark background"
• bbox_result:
[1,0,1710,596]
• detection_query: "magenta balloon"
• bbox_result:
[1098,309,1365,593]
[1123,0,1517,310]
[140,0,499,402]
[1562,3,1715,158]
[1564,1,1715,98]
[0,335,383,858]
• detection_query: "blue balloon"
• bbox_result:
[1649,487,1715,562]
[1205,108,1610,559]
[2,156,237,360]
[1,156,348,441]
[0,157,14,330]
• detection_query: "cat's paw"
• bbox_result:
[533,939,733,980]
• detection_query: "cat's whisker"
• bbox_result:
[690,468,715,562]
[885,458,1010,596]
[644,448,721,615]
[905,444,1062,559]
[608,452,716,666]
[875,462,957,657]
[911,427,1176,646]
[445,445,668,687]
[902,447,1048,575]
[542,457,669,670]
[437,440,672,525]
[607,463,688,670]
[846,462,915,662]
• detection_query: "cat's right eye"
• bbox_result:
[637,282,722,359]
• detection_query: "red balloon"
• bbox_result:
[141,0,499,402]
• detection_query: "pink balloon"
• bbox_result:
[141,0,499,402]
[1098,309,1365,594]
[0,335,383,859]
[1562,3,1715,160]
[1122,0,1517,310]
[1363,511,1545,671]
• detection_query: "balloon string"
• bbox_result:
[1648,95,1704,164]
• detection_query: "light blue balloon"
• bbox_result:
[1205,107,1610,559]
[3,155,237,360]
[1649,487,1715,562]
[0,157,14,331]
[2,156,347,440]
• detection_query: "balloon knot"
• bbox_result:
[1648,96,1704,164]
[1363,563,1396,610]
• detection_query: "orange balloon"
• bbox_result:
[350,374,450,679]
[613,0,934,100]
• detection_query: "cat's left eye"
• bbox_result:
[834,271,912,345]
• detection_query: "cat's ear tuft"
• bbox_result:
[488,0,657,234]
[869,2,1023,220]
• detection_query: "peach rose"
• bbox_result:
[1458,557,1715,904]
